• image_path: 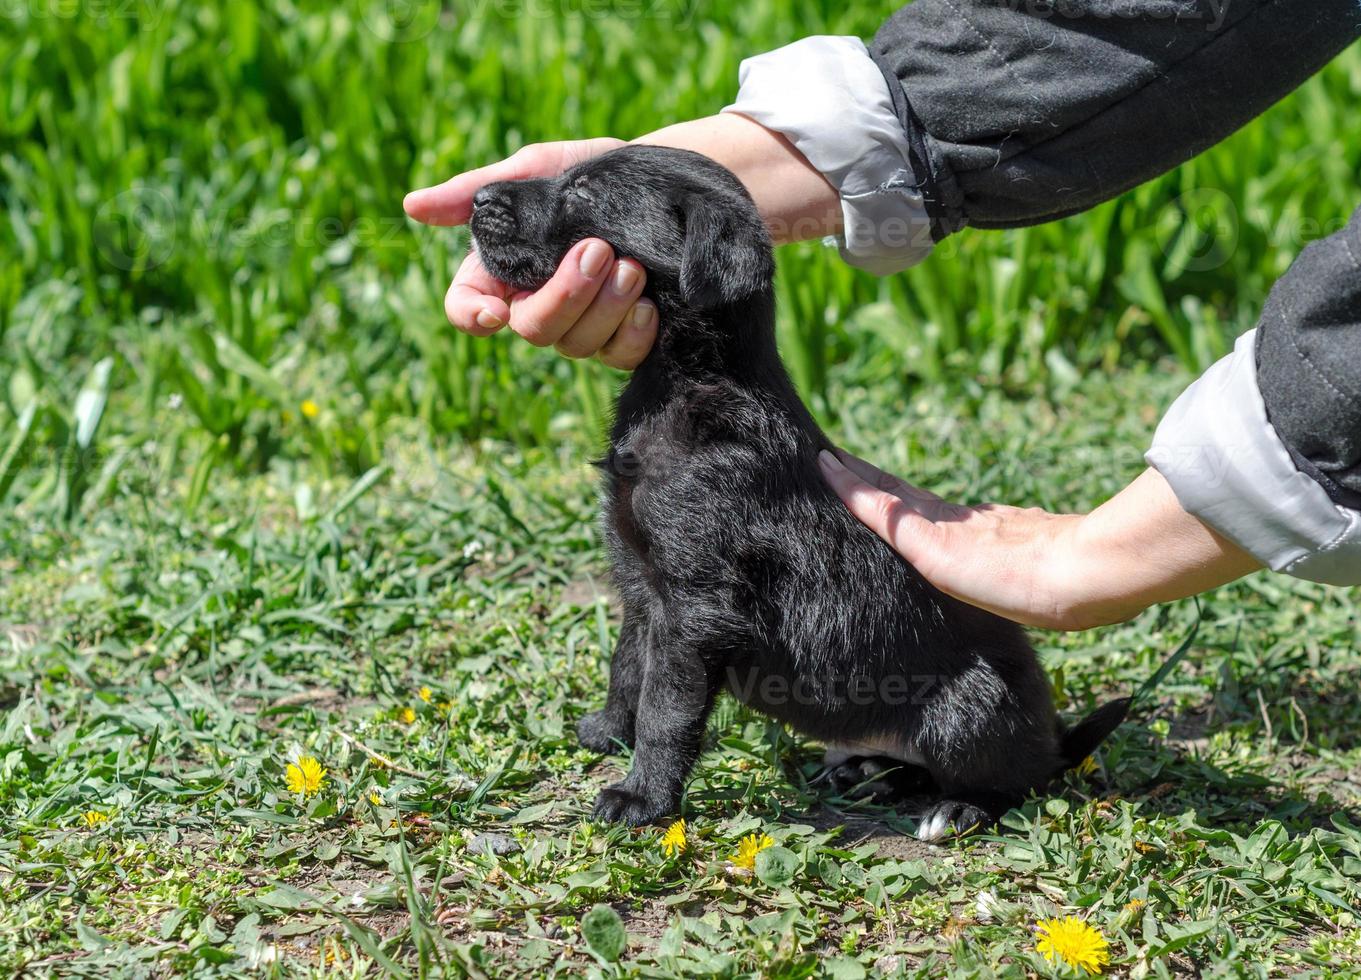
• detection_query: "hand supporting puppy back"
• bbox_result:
[818,450,1261,631]
[403,138,659,370]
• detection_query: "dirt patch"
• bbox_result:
[1166,706,1217,753]
[267,910,411,968]
[557,577,615,609]
[1,622,42,652]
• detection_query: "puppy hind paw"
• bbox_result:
[819,756,934,801]
[821,758,894,799]
[576,710,635,753]
[592,782,676,826]
[915,800,994,842]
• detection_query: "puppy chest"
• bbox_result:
[603,429,758,574]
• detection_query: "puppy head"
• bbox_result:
[469,145,774,310]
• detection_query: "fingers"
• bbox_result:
[817,451,940,565]
[831,447,963,524]
[553,258,648,359]
[597,301,658,370]
[411,137,640,355]
[504,239,618,347]
[404,144,563,226]
[443,239,615,342]
[827,449,958,525]
[441,238,657,367]
[406,159,528,227]
[832,448,945,507]
[443,251,512,335]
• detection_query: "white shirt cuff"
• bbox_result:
[1146,328,1361,585]
[720,36,933,276]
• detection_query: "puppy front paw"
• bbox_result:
[577,710,635,753]
[592,781,676,826]
[915,799,994,842]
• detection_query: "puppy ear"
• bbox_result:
[678,192,774,309]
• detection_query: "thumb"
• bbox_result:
[403,139,624,227]
[403,156,526,227]
[817,450,946,571]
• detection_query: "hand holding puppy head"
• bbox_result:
[403,138,659,370]
[405,115,842,370]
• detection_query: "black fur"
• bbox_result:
[470,145,1129,840]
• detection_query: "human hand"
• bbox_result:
[403,138,659,369]
[817,449,1260,631]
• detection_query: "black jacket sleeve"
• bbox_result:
[868,0,1361,238]
[867,2,1361,513]
[1256,203,1361,506]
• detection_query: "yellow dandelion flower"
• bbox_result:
[730,831,774,870]
[285,755,327,797]
[82,810,110,827]
[367,790,383,806]
[418,686,432,703]
[300,399,320,420]
[323,938,347,965]
[1074,754,1099,777]
[1035,916,1110,975]
[1116,898,1146,929]
[660,819,686,857]
[1116,898,1148,925]
[398,707,416,725]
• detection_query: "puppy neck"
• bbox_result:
[645,285,778,381]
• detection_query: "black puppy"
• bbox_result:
[470,145,1129,840]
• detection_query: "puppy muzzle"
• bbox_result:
[470,202,517,244]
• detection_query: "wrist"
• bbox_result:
[1060,468,1260,628]
[634,114,840,243]
[1051,516,1154,631]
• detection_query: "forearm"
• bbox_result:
[1063,469,1261,630]
[680,6,1359,272]
[635,113,840,244]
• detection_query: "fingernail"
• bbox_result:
[476,309,503,330]
[612,262,640,294]
[579,241,610,277]
[631,302,655,328]
[818,450,843,472]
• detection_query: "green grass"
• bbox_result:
[4,366,1361,976]
[2,3,1360,495]
[4,3,1361,977]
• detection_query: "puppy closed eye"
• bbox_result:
[566,175,593,206]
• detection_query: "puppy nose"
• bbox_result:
[472,185,509,212]
[470,183,518,242]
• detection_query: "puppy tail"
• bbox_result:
[1059,696,1131,771]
